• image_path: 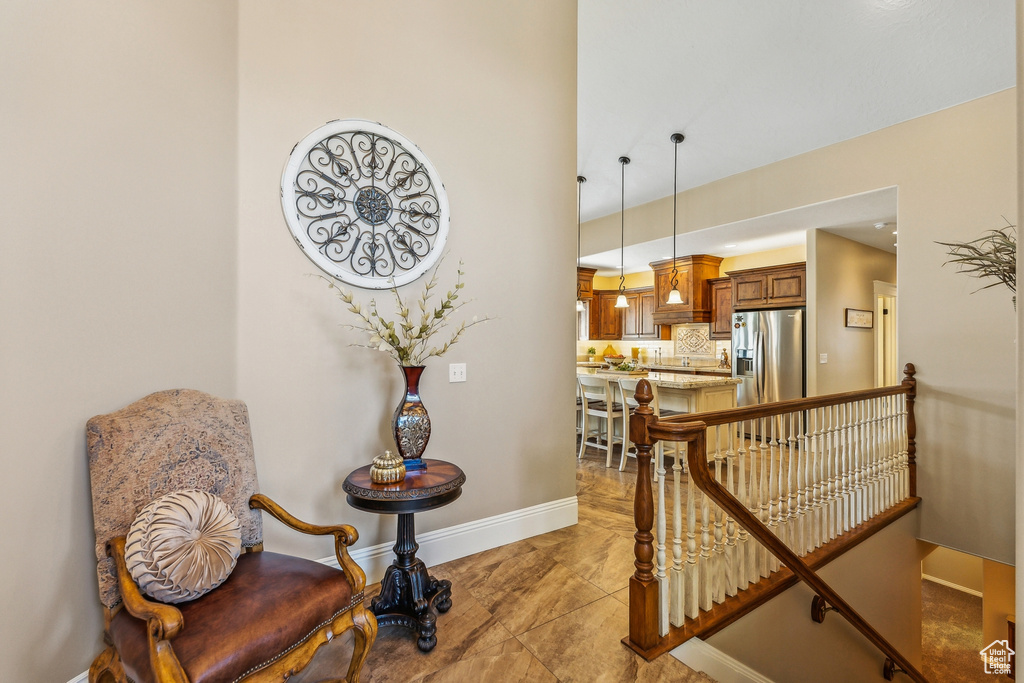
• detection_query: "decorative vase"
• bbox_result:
[393,365,430,472]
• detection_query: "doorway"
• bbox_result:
[874,280,898,387]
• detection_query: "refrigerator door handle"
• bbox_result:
[754,328,765,403]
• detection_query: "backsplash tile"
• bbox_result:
[675,324,713,356]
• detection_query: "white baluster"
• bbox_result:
[767,416,781,573]
[669,443,684,627]
[858,399,869,525]
[684,442,699,619]
[900,394,910,499]
[712,425,726,604]
[786,411,799,554]
[725,422,739,597]
[824,404,837,542]
[699,464,713,611]
[797,410,811,555]
[837,402,850,536]
[811,407,823,550]
[758,418,771,578]
[736,420,752,590]
[656,430,668,636]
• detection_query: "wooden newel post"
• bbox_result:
[903,363,917,497]
[629,379,659,650]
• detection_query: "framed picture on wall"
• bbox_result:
[845,308,873,329]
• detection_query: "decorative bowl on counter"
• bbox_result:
[602,355,626,366]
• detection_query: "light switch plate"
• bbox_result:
[449,363,467,382]
[819,353,828,364]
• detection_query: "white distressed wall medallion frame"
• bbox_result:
[281,120,450,289]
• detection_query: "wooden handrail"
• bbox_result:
[627,364,924,680]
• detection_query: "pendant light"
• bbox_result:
[576,175,586,312]
[615,156,631,309]
[667,133,685,305]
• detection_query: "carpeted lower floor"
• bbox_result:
[922,579,1013,682]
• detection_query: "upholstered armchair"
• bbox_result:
[86,389,377,683]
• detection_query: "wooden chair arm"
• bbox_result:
[249,493,366,593]
[106,536,184,640]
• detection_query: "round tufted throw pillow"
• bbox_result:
[125,490,242,604]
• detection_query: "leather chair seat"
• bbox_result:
[110,552,358,683]
[588,400,623,411]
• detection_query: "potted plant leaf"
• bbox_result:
[937,220,1016,310]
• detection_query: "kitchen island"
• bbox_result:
[576,368,740,414]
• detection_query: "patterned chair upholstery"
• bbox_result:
[86,389,376,683]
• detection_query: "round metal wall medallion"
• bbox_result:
[281,120,449,289]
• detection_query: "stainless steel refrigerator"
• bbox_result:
[732,308,805,406]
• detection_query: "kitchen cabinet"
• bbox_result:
[591,290,623,340]
[576,267,596,300]
[728,262,806,311]
[708,276,733,340]
[590,288,669,341]
[649,255,724,325]
[623,289,664,340]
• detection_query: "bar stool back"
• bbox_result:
[577,375,625,466]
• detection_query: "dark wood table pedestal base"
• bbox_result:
[370,513,452,652]
[342,459,466,654]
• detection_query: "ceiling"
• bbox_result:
[577,0,1015,273]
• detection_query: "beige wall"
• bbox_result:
[594,271,655,289]
[808,230,896,395]
[0,2,240,679]
[704,512,924,682]
[0,1,576,679]
[235,1,578,557]
[921,544,984,593]
[984,560,1016,647]
[584,91,1017,562]
[720,244,807,273]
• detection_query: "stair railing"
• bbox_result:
[626,364,923,682]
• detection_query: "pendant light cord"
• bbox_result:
[619,156,630,294]
[577,175,586,300]
[670,133,684,290]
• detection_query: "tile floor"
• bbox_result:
[293,445,711,682]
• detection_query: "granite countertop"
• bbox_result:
[576,367,741,390]
[641,363,732,375]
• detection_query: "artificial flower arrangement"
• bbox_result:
[319,256,491,366]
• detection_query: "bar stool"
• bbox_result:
[575,381,583,437]
[617,378,686,472]
[577,375,626,466]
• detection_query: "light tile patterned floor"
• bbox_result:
[292,445,712,682]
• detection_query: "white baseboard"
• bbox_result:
[323,495,579,584]
[671,637,776,683]
[921,574,984,597]
[68,496,578,683]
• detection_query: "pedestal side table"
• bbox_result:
[342,459,465,652]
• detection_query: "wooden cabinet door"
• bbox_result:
[596,292,623,339]
[654,267,692,312]
[732,272,767,308]
[766,267,805,306]
[639,290,658,338]
[709,278,733,339]
[623,292,640,337]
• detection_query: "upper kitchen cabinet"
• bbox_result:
[623,288,668,340]
[590,287,669,340]
[728,262,806,310]
[650,255,724,325]
[591,290,623,340]
[577,267,597,300]
[708,276,733,339]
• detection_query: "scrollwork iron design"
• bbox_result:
[282,121,449,288]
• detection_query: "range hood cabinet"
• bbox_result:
[650,255,723,325]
